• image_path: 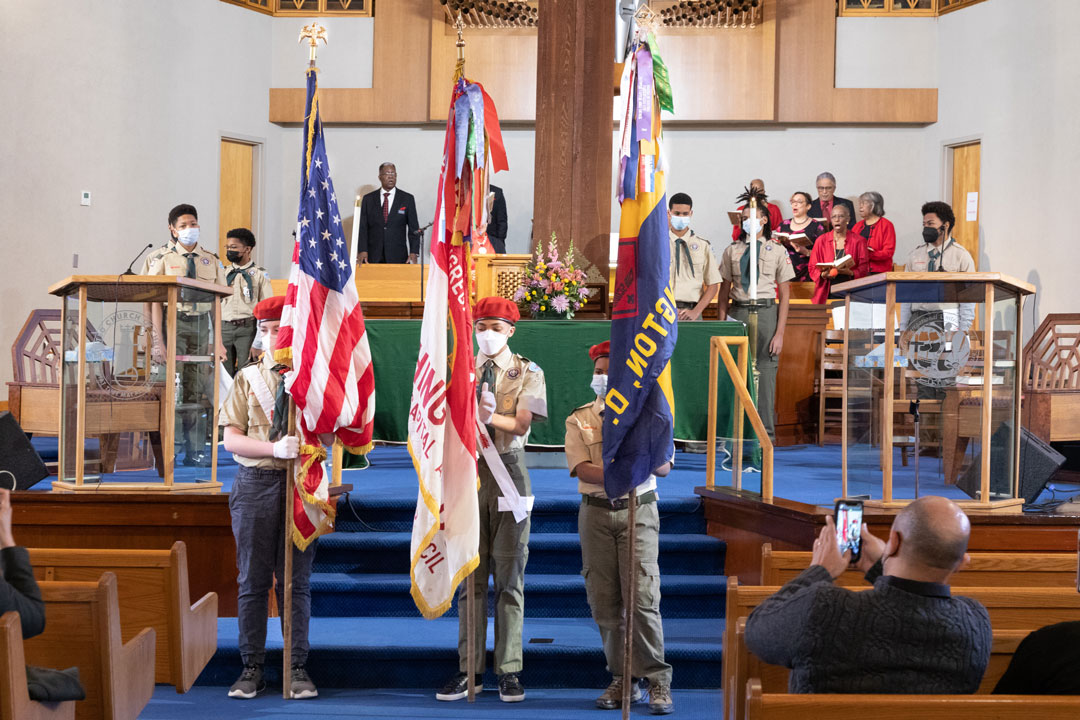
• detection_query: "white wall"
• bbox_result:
[270,16,374,89]
[927,0,1080,326]
[836,17,938,89]
[0,0,283,389]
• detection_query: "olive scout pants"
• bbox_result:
[728,302,779,440]
[579,495,672,687]
[457,448,531,675]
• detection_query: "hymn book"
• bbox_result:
[773,232,811,249]
[816,254,854,272]
[727,210,743,226]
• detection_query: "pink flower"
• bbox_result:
[578,287,590,297]
[552,295,570,313]
[513,287,525,301]
[552,282,564,291]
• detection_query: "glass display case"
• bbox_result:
[831,272,1034,509]
[50,275,231,491]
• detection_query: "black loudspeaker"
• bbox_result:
[0,412,49,491]
[957,422,1065,504]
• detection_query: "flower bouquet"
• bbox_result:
[513,233,591,319]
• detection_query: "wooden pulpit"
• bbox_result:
[830,272,1034,510]
[48,276,231,491]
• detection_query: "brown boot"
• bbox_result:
[596,676,645,710]
[648,683,674,715]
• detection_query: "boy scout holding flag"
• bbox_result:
[437,296,547,704]
[565,341,674,715]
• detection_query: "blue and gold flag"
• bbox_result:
[603,35,677,499]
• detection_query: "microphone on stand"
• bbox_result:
[412,222,434,306]
[122,243,154,275]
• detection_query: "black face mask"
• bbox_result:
[922,226,942,244]
[226,250,245,264]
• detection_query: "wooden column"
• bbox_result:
[532,0,614,297]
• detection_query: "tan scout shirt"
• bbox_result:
[221,261,275,322]
[478,346,547,453]
[719,238,796,303]
[564,398,656,499]
[669,230,722,304]
[139,241,228,314]
[905,238,975,273]
[218,353,288,470]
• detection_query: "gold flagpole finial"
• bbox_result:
[455,12,466,61]
[299,22,328,66]
[633,4,660,38]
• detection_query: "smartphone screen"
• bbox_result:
[834,499,864,562]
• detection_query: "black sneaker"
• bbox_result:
[227,664,265,699]
[290,664,318,699]
[498,672,525,703]
[435,672,483,701]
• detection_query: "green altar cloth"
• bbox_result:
[359,319,748,449]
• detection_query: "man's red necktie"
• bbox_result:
[382,192,390,224]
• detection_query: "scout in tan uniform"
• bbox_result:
[437,296,547,704]
[139,203,228,466]
[668,192,721,322]
[219,295,318,701]
[565,341,674,715]
[716,198,795,443]
[222,228,275,377]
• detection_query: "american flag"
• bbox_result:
[278,67,376,549]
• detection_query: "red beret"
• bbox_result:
[474,296,520,324]
[589,341,610,362]
[253,295,285,321]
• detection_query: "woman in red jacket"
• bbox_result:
[809,204,870,304]
[851,191,896,274]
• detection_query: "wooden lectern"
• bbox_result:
[830,272,1035,510]
[48,276,231,491]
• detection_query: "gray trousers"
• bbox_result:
[229,465,316,666]
[457,449,531,675]
[728,303,779,440]
[579,498,672,686]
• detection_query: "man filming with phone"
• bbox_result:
[745,496,992,694]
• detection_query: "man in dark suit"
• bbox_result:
[809,171,856,225]
[356,162,420,264]
[487,184,508,254]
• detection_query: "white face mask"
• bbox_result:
[590,374,608,398]
[742,219,760,236]
[670,215,690,232]
[176,227,200,248]
[476,329,509,357]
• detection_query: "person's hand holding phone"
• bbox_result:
[855,522,886,574]
[0,489,16,549]
[811,516,851,579]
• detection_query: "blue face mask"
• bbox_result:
[670,215,690,232]
[742,219,759,235]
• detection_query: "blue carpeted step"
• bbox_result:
[334,493,708,534]
[313,532,725,576]
[309,572,726,619]
[197,616,723,690]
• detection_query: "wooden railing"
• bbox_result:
[839,0,986,17]
[219,0,372,17]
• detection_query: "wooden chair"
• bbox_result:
[723,580,1080,720]
[816,329,845,444]
[730,617,1030,720]
[29,541,217,693]
[0,612,76,720]
[23,573,155,720]
[760,543,1079,587]
[744,680,1080,719]
[1023,313,1080,443]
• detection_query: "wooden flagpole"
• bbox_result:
[283,398,297,698]
[621,491,638,719]
[467,570,476,701]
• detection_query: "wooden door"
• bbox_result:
[950,141,980,268]
[218,139,255,263]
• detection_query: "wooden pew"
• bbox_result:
[729,617,1030,720]
[723,580,1080,720]
[744,679,1080,719]
[760,544,1079,587]
[0,612,76,720]
[23,573,155,720]
[29,541,217,693]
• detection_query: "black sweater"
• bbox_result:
[0,546,45,639]
[745,562,991,694]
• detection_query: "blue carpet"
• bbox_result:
[143,686,721,719]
